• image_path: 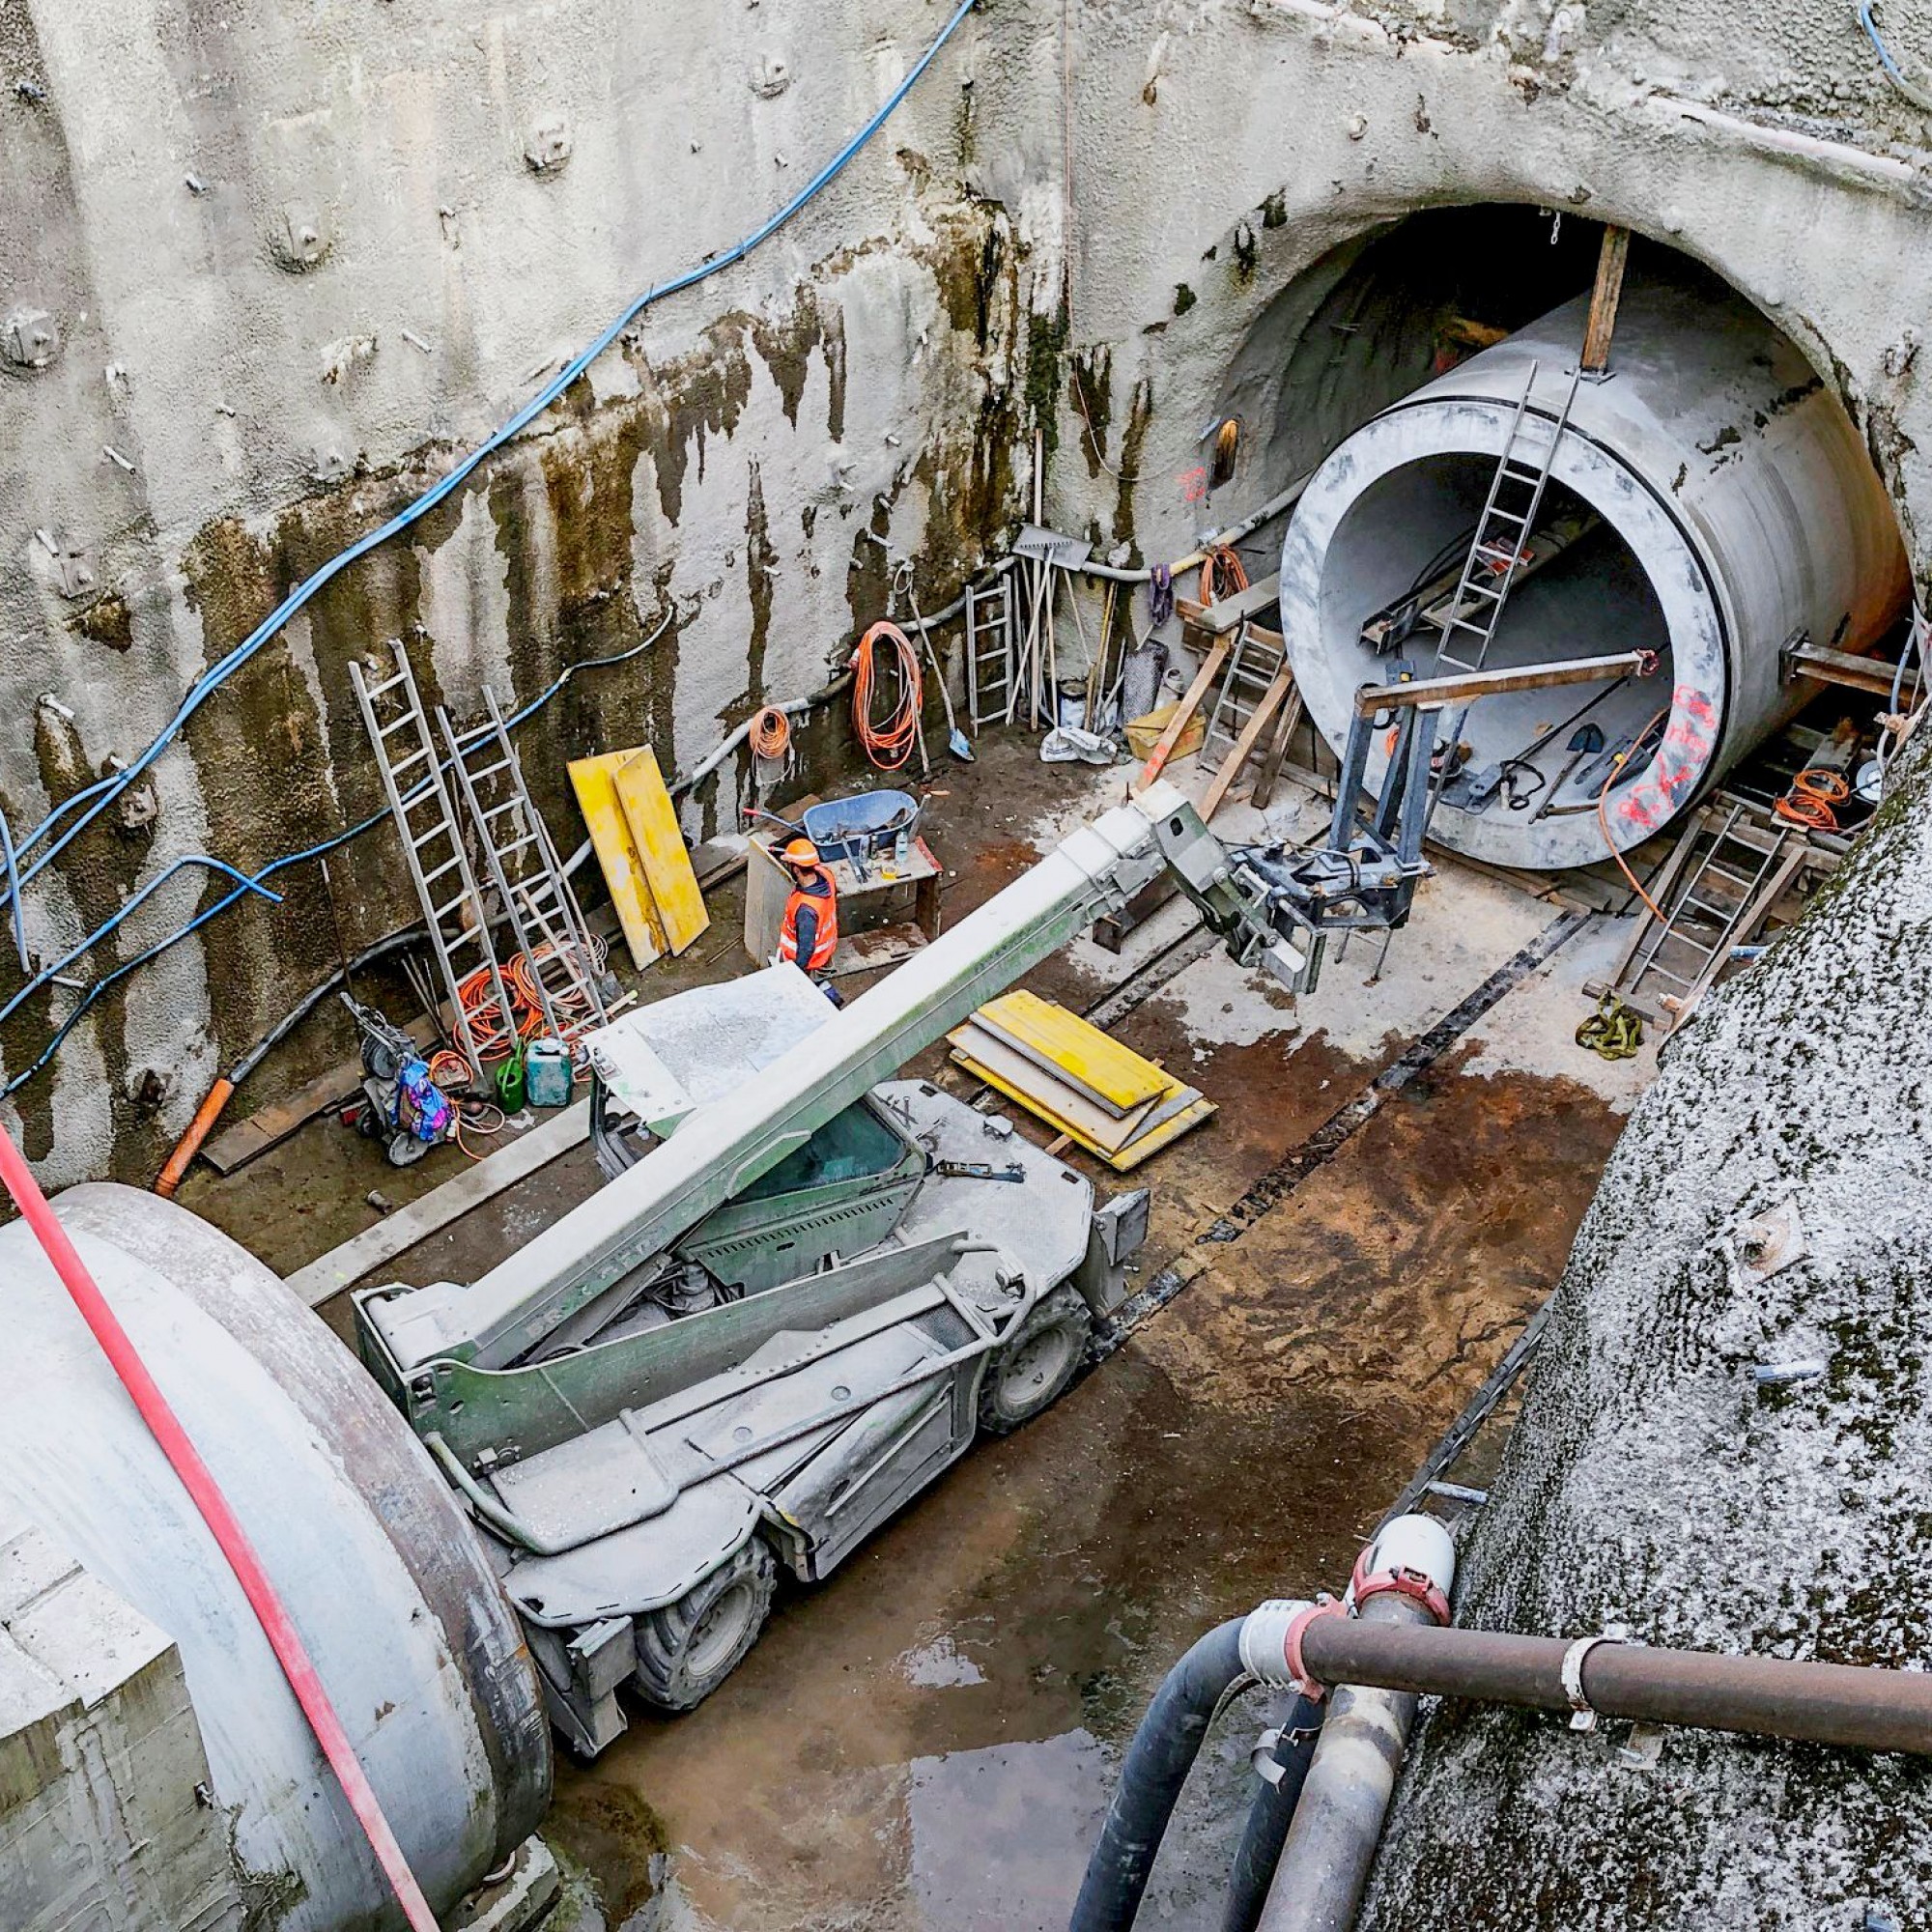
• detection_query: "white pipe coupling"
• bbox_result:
[1353,1514,1457,1605]
[1240,1600,1318,1688]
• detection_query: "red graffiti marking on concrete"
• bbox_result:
[1615,684,1719,836]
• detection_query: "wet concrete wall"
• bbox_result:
[0,1,1030,1182]
[4,0,1931,1186]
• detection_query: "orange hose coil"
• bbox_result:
[1199,544,1250,609]
[1773,768,1850,832]
[851,621,923,770]
[749,705,792,761]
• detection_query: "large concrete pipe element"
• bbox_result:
[0,1184,552,1929]
[1280,276,1911,868]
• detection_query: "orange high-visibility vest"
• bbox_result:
[779,868,838,972]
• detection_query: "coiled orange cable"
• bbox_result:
[1773,768,1850,832]
[851,621,922,770]
[750,705,792,761]
[1199,543,1249,608]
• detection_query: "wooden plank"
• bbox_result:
[1580,225,1632,376]
[284,1099,591,1308]
[973,990,1169,1113]
[614,745,709,954]
[949,1025,1161,1153]
[1249,688,1305,811]
[1200,665,1294,822]
[1171,573,1282,636]
[570,752,666,970]
[202,1015,437,1175]
[1133,638,1230,793]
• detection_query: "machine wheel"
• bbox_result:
[978,1284,1092,1436]
[634,1537,778,1712]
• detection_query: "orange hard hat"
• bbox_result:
[781,838,821,869]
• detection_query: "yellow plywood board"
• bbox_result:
[614,746,709,955]
[950,1049,1215,1173]
[569,752,666,971]
[948,1023,1160,1154]
[973,989,1169,1113]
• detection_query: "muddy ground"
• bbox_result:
[186,735,1654,1930]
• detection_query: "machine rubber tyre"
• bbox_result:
[978,1284,1091,1436]
[633,1536,778,1712]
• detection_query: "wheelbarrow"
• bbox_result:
[745,789,923,867]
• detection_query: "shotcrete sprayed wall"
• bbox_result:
[4,0,1932,1185]
[0,1,1037,1183]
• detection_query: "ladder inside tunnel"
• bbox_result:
[1434,362,1581,673]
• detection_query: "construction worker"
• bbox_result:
[777,838,839,977]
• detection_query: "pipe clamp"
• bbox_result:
[1352,1565,1452,1627]
[1238,1599,1315,1688]
[1561,1633,1621,1731]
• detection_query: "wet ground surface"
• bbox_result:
[187,735,1652,1931]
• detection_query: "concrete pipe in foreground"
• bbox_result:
[1279,276,1910,869]
[0,1184,553,1929]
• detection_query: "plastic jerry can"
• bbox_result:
[525,1037,573,1108]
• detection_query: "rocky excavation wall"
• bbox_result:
[1350,727,1932,1927]
[2,0,1929,1185]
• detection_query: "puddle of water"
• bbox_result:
[900,1633,989,1688]
[906,1730,1111,1931]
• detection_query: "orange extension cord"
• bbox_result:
[749,705,792,761]
[851,620,923,770]
[1773,767,1851,832]
[1199,543,1249,609]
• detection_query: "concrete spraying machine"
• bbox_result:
[352,779,1322,1753]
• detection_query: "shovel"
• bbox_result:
[1531,722,1605,821]
[904,574,974,762]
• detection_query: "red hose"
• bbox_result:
[0,1124,439,1932]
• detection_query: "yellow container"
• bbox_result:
[1125,698,1205,764]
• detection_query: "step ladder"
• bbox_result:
[1619,802,1798,1016]
[964,574,1015,733]
[440,686,608,1046]
[1199,620,1287,773]
[1435,363,1581,672]
[349,639,517,1080]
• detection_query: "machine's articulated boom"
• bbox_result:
[355,781,1312,1384]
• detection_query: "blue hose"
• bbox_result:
[1,607,676,1097]
[0,0,978,1094]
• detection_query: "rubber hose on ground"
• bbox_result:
[1219,1692,1325,1932]
[1069,1618,1249,1932]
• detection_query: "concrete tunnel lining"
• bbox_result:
[1279,276,1910,870]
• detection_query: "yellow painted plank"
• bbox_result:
[974,989,1169,1113]
[569,752,666,971]
[950,1052,1215,1172]
[948,1024,1162,1153]
[614,746,709,955]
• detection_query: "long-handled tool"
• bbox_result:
[1531,722,1605,822]
[900,566,974,761]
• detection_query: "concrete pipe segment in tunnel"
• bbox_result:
[1279,272,1911,869]
[0,1185,553,1928]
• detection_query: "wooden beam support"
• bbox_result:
[1580,226,1632,377]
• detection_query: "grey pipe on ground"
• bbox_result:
[1220,1691,1325,1932]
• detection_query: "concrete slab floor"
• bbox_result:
[185,732,1659,1928]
